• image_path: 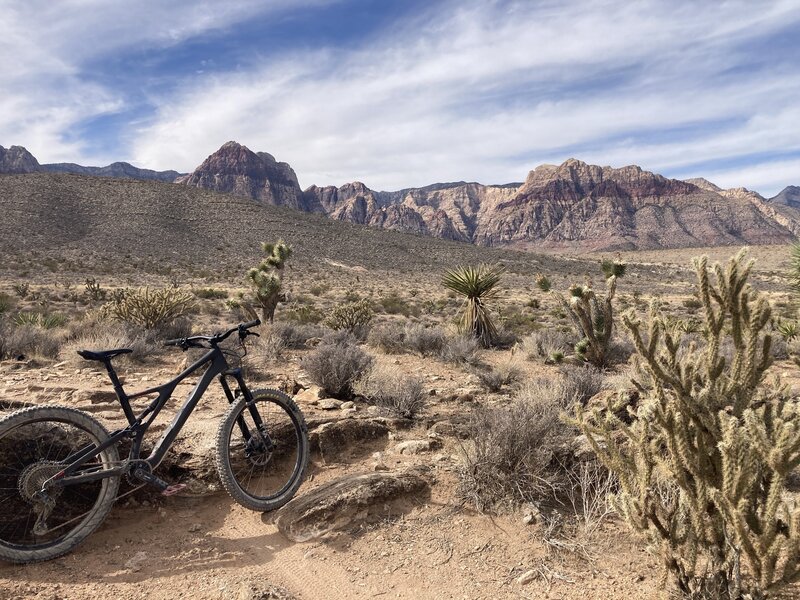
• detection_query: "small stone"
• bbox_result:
[124,550,149,572]
[340,401,355,410]
[318,399,343,410]
[394,439,440,455]
[517,570,539,585]
[188,523,202,532]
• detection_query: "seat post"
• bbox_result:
[102,359,136,424]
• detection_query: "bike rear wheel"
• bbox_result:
[0,405,120,563]
[215,389,308,512]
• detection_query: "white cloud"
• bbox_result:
[129,0,800,193]
[2,0,799,194]
[0,0,337,163]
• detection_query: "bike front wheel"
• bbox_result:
[215,388,309,512]
[0,405,120,563]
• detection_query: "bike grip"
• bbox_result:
[242,319,261,329]
[163,338,181,346]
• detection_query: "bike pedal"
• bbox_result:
[162,484,188,497]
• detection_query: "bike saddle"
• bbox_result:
[77,348,133,362]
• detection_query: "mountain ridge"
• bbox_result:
[3,141,798,252]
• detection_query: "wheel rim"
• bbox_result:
[0,418,110,550]
[226,398,303,501]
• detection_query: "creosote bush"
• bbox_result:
[368,322,447,356]
[472,361,523,393]
[520,329,573,362]
[0,321,61,360]
[268,322,327,349]
[353,362,426,418]
[576,249,800,599]
[438,333,482,366]
[459,386,577,511]
[300,333,374,399]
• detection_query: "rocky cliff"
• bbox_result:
[299,159,795,250]
[176,141,307,210]
[0,145,40,174]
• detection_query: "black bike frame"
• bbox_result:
[51,345,261,488]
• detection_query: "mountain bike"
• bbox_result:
[0,319,309,563]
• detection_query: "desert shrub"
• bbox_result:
[104,287,195,330]
[376,293,417,317]
[558,364,605,405]
[300,335,374,399]
[577,250,800,598]
[308,283,330,297]
[369,322,447,356]
[268,322,327,349]
[61,322,157,364]
[682,297,702,309]
[459,390,576,511]
[520,329,573,361]
[285,302,324,324]
[438,334,482,366]
[353,362,426,418]
[193,287,228,300]
[0,293,13,315]
[472,361,523,393]
[367,323,406,354]
[0,322,62,359]
[324,299,373,338]
[403,323,447,355]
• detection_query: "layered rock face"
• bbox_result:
[301,159,795,250]
[177,141,307,210]
[476,160,794,250]
[0,145,40,174]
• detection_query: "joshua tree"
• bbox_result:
[442,264,504,347]
[576,249,800,599]
[247,240,292,323]
[536,259,625,367]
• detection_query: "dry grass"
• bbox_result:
[300,334,374,399]
[353,361,427,418]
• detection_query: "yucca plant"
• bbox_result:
[776,319,799,342]
[442,264,504,347]
[247,240,292,322]
[790,242,800,294]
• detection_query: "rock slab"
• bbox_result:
[274,467,429,542]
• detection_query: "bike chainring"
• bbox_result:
[124,459,152,486]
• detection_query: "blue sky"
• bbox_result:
[2,0,799,195]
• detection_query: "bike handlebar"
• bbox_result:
[164,319,262,350]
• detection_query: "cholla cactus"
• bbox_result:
[576,249,800,599]
[536,260,624,367]
[104,287,195,330]
[247,240,292,322]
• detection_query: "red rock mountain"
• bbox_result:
[4,141,797,251]
[176,141,307,210]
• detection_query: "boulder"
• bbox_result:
[393,439,441,455]
[273,467,430,542]
[309,418,389,462]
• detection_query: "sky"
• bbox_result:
[2,0,799,196]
